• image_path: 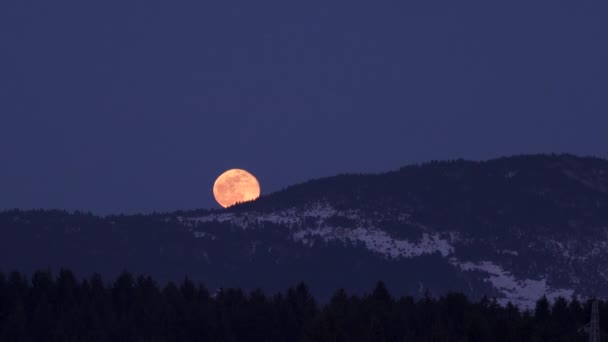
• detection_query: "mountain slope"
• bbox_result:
[1,154,607,308]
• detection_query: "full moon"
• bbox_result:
[213,169,261,208]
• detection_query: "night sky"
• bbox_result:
[1,1,607,214]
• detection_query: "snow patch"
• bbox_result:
[188,202,341,230]
[505,170,519,178]
[186,202,452,259]
[294,227,453,259]
[451,259,573,309]
[193,231,216,240]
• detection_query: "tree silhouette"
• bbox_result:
[0,269,601,341]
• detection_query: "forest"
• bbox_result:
[0,269,604,342]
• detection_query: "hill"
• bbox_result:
[1,154,607,307]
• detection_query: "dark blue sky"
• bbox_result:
[1,1,607,214]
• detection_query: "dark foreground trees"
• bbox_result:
[0,270,604,342]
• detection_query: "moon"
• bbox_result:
[213,169,261,208]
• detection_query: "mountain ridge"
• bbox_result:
[1,154,607,308]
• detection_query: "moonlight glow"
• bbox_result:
[213,169,261,208]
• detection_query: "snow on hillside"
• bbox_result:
[187,202,452,258]
[188,202,363,229]
[450,259,574,309]
[293,227,453,258]
[183,201,584,308]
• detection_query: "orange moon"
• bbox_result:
[213,169,261,208]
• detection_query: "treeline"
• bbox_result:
[0,270,604,342]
